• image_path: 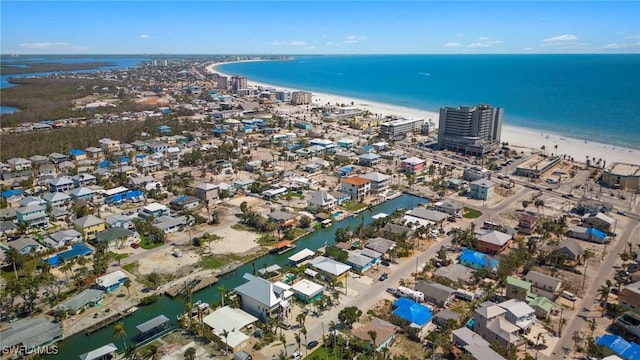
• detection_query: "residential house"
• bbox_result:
[155,215,191,233]
[523,271,563,300]
[360,172,391,194]
[19,196,45,207]
[98,138,120,152]
[505,276,531,301]
[43,192,71,209]
[268,211,297,228]
[434,264,475,284]
[401,157,425,174]
[138,203,169,219]
[308,191,337,212]
[517,215,538,235]
[0,317,62,352]
[290,279,324,303]
[469,179,495,200]
[169,196,200,211]
[45,229,82,248]
[382,223,415,239]
[29,155,49,167]
[7,158,32,171]
[233,179,255,192]
[352,318,398,352]
[329,191,351,206]
[8,237,45,255]
[365,237,397,258]
[472,301,525,348]
[612,312,640,343]
[68,149,86,161]
[48,177,74,193]
[415,281,456,308]
[234,273,293,321]
[619,281,640,313]
[95,270,128,293]
[52,288,104,314]
[554,238,584,262]
[497,299,536,333]
[74,215,106,240]
[105,214,136,230]
[583,212,614,232]
[84,147,103,159]
[452,327,506,360]
[309,256,352,281]
[567,226,608,244]
[576,198,612,214]
[434,200,464,217]
[345,249,378,273]
[358,153,381,167]
[527,293,556,320]
[96,227,136,251]
[433,309,461,327]
[194,183,219,203]
[337,138,356,149]
[335,151,357,163]
[0,222,18,238]
[406,208,448,224]
[16,205,48,228]
[459,249,499,272]
[72,173,97,188]
[340,176,371,201]
[70,187,95,202]
[476,230,512,255]
[202,306,259,353]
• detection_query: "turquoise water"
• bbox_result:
[50,193,427,359]
[218,55,640,149]
[332,211,343,218]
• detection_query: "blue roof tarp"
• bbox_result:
[392,297,432,327]
[2,189,23,198]
[105,193,124,204]
[459,249,499,271]
[44,244,93,268]
[361,145,372,152]
[213,128,226,133]
[136,154,146,159]
[587,228,607,239]
[596,334,640,360]
[69,149,85,156]
[125,190,143,199]
[119,157,130,164]
[99,160,113,168]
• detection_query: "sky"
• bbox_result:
[1,1,640,54]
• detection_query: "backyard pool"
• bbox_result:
[332,211,343,218]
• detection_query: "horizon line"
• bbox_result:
[2,52,640,57]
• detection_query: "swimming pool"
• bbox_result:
[332,211,343,218]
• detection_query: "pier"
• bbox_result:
[165,275,218,298]
[84,307,137,335]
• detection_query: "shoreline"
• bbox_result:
[207,61,639,166]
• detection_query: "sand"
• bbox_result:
[206,62,638,166]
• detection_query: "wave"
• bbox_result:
[419,72,431,76]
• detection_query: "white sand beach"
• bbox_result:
[206,62,639,166]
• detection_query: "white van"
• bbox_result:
[562,291,576,301]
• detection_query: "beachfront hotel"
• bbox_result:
[291,91,313,105]
[379,118,425,140]
[437,104,503,156]
[601,162,640,191]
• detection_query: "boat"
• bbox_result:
[321,219,332,228]
[270,240,297,255]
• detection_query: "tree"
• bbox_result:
[279,333,288,356]
[534,199,545,215]
[124,278,132,297]
[294,332,302,352]
[522,200,530,210]
[240,201,249,214]
[368,330,378,352]
[5,248,24,280]
[221,329,230,354]
[299,215,312,229]
[301,326,308,358]
[598,280,613,316]
[113,321,128,351]
[338,306,362,328]
[140,344,163,360]
[183,347,196,360]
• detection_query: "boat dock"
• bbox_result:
[165,275,218,298]
[85,307,137,335]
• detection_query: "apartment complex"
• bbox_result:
[291,91,312,105]
[231,75,248,91]
[437,105,503,156]
[379,118,424,140]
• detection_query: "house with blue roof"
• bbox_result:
[158,125,171,133]
[2,189,23,201]
[596,334,640,360]
[568,225,608,244]
[392,297,433,328]
[358,153,381,167]
[459,249,499,272]
[68,149,86,161]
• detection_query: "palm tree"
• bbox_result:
[124,278,132,297]
[589,318,597,338]
[279,333,288,356]
[221,329,230,354]
[301,326,308,358]
[140,344,162,360]
[598,280,613,315]
[218,285,226,307]
[534,199,545,215]
[368,330,378,353]
[113,321,128,351]
[184,347,196,360]
[294,332,302,352]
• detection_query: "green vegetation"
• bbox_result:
[231,223,252,232]
[198,255,230,269]
[283,191,305,200]
[139,294,160,306]
[1,61,114,75]
[107,252,129,261]
[138,236,164,250]
[307,346,331,360]
[462,207,483,219]
[122,262,138,274]
[342,201,368,212]
[257,234,280,246]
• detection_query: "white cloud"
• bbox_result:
[543,34,578,42]
[624,34,640,40]
[343,35,367,44]
[17,41,88,52]
[305,46,316,50]
[139,34,150,39]
[602,42,640,50]
[478,36,490,41]
[444,42,463,47]
[456,33,464,37]
[271,40,308,46]
[325,41,336,47]
[467,38,503,48]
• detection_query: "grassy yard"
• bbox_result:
[342,201,368,212]
[283,191,305,200]
[291,228,308,239]
[307,346,331,360]
[257,233,280,246]
[122,262,138,274]
[108,251,129,261]
[462,207,483,219]
[198,255,230,269]
[231,223,253,232]
[139,235,164,250]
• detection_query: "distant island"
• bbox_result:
[1,61,115,75]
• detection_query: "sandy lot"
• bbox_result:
[207,224,260,254]
[137,247,200,274]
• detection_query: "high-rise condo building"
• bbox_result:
[437,104,503,156]
[231,75,248,91]
[291,91,312,105]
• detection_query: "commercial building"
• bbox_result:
[379,118,424,140]
[515,156,562,178]
[601,163,640,190]
[470,179,495,200]
[437,105,503,156]
[291,91,312,105]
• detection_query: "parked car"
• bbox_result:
[617,210,626,216]
[291,351,302,360]
[386,288,397,295]
[131,242,140,249]
[307,340,319,349]
[379,273,389,281]
[381,260,390,267]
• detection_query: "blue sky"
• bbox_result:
[2,1,639,54]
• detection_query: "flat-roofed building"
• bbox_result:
[379,118,424,140]
[516,155,562,178]
[291,91,312,105]
[438,104,503,156]
[601,162,640,190]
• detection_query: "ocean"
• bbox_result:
[218,54,640,150]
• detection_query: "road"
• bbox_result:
[551,219,640,359]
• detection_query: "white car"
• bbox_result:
[291,351,302,360]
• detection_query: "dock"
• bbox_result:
[165,275,218,298]
[85,307,136,335]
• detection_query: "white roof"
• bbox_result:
[203,306,258,348]
[143,202,168,212]
[402,157,425,165]
[291,279,324,297]
[79,343,118,360]
[288,248,315,263]
[311,258,351,276]
[95,270,127,288]
[196,182,218,190]
[402,215,434,228]
[105,186,129,196]
[371,213,388,220]
[498,299,535,318]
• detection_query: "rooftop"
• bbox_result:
[341,176,371,186]
[607,162,640,177]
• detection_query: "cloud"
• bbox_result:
[624,34,640,40]
[444,42,463,47]
[467,38,503,48]
[602,42,640,50]
[305,46,316,50]
[17,41,88,52]
[343,35,367,44]
[139,34,150,39]
[478,36,491,41]
[543,34,578,42]
[270,40,308,46]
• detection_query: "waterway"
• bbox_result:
[50,193,427,359]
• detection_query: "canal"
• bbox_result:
[51,193,427,359]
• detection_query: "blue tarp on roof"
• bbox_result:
[2,189,23,198]
[136,154,146,159]
[459,249,499,271]
[174,195,188,202]
[99,160,113,168]
[45,244,93,268]
[105,193,124,204]
[119,157,130,164]
[125,190,143,199]
[361,145,373,153]
[287,144,303,151]
[213,128,226,133]
[392,297,432,327]
[587,228,607,239]
[596,334,640,360]
[69,149,85,156]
